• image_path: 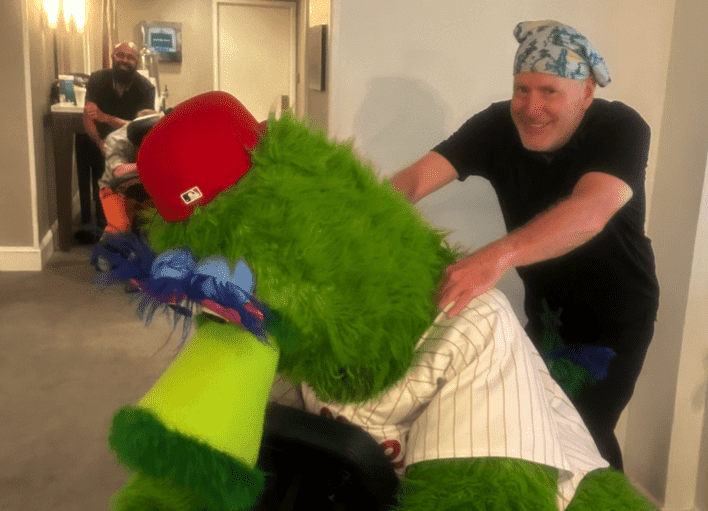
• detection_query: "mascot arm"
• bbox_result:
[397,458,656,511]
[397,457,559,511]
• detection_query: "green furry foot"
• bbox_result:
[397,457,559,511]
[111,472,209,511]
[109,405,264,511]
[566,468,657,511]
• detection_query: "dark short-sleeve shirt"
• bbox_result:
[85,68,156,140]
[433,99,659,339]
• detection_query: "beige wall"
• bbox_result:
[115,0,300,110]
[0,0,102,269]
[116,0,214,108]
[115,0,325,128]
[0,0,34,248]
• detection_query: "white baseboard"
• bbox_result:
[0,191,81,271]
[42,223,56,266]
[628,477,664,509]
[627,477,703,511]
[0,228,55,272]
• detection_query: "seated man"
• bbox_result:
[98,110,161,237]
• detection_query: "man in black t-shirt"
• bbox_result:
[78,42,155,229]
[391,20,658,471]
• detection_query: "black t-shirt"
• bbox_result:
[86,68,156,140]
[434,99,659,340]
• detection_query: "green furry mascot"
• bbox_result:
[96,91,655,511]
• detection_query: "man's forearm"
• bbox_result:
[101,114,129,130]
[493,172,632,272]
[437,194,605,317]
[82,114,104,151]
[390,152,460,204]
[486,194,605,273]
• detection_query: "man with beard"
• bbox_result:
[79,42,155,232]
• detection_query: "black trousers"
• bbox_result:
[525,307,657,471]
[75,134,106,225]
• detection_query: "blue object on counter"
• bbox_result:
[58,75,76,104]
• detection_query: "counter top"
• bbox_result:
[51,103,84,113]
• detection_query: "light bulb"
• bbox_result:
[43,0,60,27]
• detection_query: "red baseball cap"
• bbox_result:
[137,91,264,222]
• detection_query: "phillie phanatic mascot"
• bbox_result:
[95,91,655,510]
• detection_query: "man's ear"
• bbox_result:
[583,77,597,107]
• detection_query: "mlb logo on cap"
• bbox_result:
[137,91,263,222]
[181,186,203,205]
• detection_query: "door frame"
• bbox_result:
[212,0,297,116]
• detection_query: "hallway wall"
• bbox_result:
[327,0,707,508]
[0,0,102,270]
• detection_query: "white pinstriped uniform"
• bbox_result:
[270,288,609,510]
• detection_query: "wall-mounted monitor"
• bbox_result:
[141,21,182,62]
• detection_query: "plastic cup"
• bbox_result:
[74,86,86,108]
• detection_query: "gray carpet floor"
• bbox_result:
[0,243,185,510]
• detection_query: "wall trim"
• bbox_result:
[0,228,55,272]
[628,476,703,511]
[630,476,664,509]
[21,0,40,253]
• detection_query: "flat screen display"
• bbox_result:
[141,21,182,62]
[149,27,176,53]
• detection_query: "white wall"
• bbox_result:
[623,0,708,506]
[328,0,675,327]
[326,0,708,508]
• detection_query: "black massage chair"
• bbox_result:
[255,403,400,511]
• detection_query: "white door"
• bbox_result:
[215,0,296,122]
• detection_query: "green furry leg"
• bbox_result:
[397,458,559,511]
[111,472,209,511]
[566,468,657,511]
[109,405,264,511]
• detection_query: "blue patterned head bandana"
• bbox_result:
[513,20,611,87]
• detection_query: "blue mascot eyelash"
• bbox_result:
[92,232,283,345]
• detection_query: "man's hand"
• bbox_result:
[438,245,509,317]
[84,102,105,123]
[437,172,633,318]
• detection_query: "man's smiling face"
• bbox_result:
[111,43,139,83]
[511,72,595,152]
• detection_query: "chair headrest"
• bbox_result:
[127,114,162,147]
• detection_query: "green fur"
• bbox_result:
[397,459,657,511]
[539,299,596,399]
[397,458,559,511]
[545,358,595,399]
[566,468,657,511]
[109,405,264,511]
[144,113,460,403]
[111,473,209,511]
